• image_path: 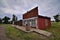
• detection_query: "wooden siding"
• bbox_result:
[14,20,22,26]
[37,18,51,29]
[23,7,38,19]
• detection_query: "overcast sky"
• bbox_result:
[0,0,60,20]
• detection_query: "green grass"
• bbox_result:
[6,25,42,40]
[5,22,60,40]
[46,22,60,40]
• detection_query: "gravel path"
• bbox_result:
[0,25,11,40]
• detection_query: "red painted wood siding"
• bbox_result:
[14,20,22,26]
[23,7,38,19]
[37,18,51,29]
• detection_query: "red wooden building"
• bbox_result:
[23,7,51,29]
[14,20,22,26]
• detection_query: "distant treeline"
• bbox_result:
[53,14,60,22]
[0,14,17,24]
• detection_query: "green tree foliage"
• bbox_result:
[54,14,59,22]
[12,14,17,24]
[0,18,2,24]
[2,16,10,24]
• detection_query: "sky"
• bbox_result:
[0,0,60,21]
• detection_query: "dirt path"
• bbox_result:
[0,25,11,40]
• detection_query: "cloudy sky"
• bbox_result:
[0,0,60,20]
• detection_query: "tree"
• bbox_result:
[12,14,17,24]
[54,14,59,22]
[0,18,2,24]
[2,16,10,24]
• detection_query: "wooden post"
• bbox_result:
[13,21,14,25]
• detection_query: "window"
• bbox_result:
[31,19,36,27]
[24,20,27,26]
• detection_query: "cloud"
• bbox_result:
[0,0,38,14]
[21,0,28,7]
[0,0,26,15]
[1,6,26,15]
[1,0,10,7]
[0,0,60,20]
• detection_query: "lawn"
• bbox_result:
[6,25,42,40]
[46,22,60,40]
[5,22,60,40]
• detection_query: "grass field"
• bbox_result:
[5,22,60,40]
[6,25,42,40]
[46,22,60,40]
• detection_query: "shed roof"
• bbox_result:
[38,15,50,19]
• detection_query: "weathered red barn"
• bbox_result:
[23,7,51,29]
